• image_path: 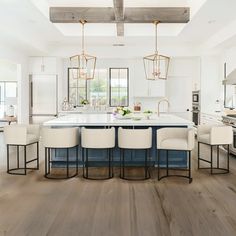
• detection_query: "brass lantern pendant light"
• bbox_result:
[70,20,97,80]
[143,21,170,80]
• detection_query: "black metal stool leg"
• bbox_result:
[111,149,114,176]
[45,148,47,176]
[86,148,88,178]
[145,149,148,178]
[217,145,219,169]
[166,150,169,177]
[119,149,122,176]
[24,146,27,175]
[17,146,20,169]
[198,142,200,169]
[189,151,192,183]
[7,144,10,173]
[108,149,111,178]
[157,149,159,180]
[227,145,230,173]
[36,142,39,170]
[210,146,213,175]
[82,148,84,177]
[66,148,69,178]
[48,148,51,174]
[76,145,79,175]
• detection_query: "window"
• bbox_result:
[68,68,87,106]
[109,68,129,107]
[68,68,108,106]
[0,82,17,118]
[87,69,108,106]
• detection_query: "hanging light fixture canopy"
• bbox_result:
[70,20,97,80]
[143,21,170,80]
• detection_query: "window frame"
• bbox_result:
[87,69,109,106]
[109,68,129,107]
[67,67,88,107]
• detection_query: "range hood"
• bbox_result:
[223,69,236,85]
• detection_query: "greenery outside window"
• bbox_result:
[68,68,108,107]
[109,68,129,107]
[87,69,108,106]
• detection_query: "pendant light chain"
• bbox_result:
[154,20,159,54]
[81,20,85,54]
[155,22,157,53]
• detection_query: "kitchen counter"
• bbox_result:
[43,113,193,168]
[44,113,193,127]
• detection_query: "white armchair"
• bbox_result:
[4,124,39,145]
[157,128,194,151]
[42,127,79,179]
[118,127,152,180]
[197,125,233,174]
[156,127,195,183]
[198,125,233,145]
[4,124,40,175]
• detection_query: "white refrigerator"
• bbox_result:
[29,75,58,124]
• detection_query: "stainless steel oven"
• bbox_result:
[192,105,200,126]
[192,90,200,105]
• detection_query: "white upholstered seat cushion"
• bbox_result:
[4,124,40,145]
[160,138,188,150]
[118,127,152,149]
[81,127,115,149]
[197,125,233,145]
[157,128,194,151]
[42,127,79,148]
[198,134,210,144]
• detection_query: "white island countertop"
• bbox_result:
[43,114,193,127]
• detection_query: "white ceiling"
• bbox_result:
[33,0,193,37]
[1,0,236,58]
[46,0,189,8]
[54,23,186,37]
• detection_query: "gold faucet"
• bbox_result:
[157,98,170,116]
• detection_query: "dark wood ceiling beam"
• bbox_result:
[50,7,190,24]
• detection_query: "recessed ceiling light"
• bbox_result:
[112,43,125,47]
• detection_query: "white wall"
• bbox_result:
[59,56,200,118]
[0,44,29,123]
[0,60,17,81]
[222,46,236,75]
[200,55,222,114]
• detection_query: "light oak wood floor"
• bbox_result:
[1,133,236,236]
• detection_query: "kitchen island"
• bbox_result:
[43,113,193,168]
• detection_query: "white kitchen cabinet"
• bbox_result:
[29,57,57,75]
[133,77,166,98]
[200,113,223,125]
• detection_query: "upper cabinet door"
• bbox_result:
[29,57,57,75]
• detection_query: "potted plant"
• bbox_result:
[143,110,153,119]
[81,99,89,110]
[113,107,132,119]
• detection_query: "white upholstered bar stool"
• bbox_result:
[157,128,194,183]
[198,125,233,174]
[4,124,40,175]
[118,127,152,180]
[81,127,115,180]
[42,127,79,179]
